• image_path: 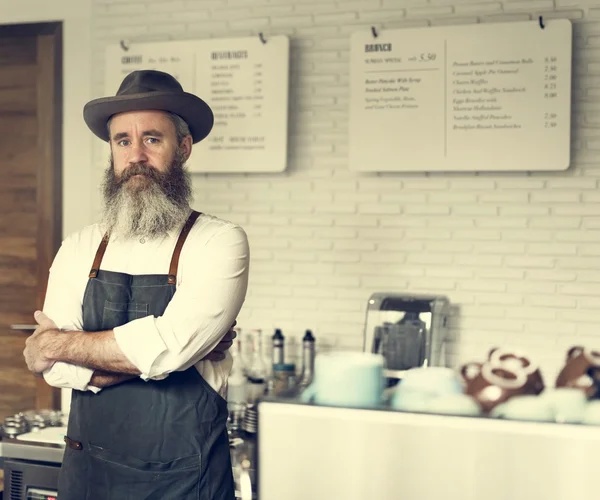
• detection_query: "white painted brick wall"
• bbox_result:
[91,0,598,383]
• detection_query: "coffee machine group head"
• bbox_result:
[362,293,451,385]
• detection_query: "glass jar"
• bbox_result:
[270,363,297,397]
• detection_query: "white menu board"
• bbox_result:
[104,36,289,173]
[349,19,572,172]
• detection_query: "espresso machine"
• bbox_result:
[362,293,451,385]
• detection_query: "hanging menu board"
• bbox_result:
[104,36,290,173]
[349,19,572,172]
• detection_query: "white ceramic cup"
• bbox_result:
[392,367,473,415]
[300,351,385,409]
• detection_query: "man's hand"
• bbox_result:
[23,311,60,375]
[203,321,237,362]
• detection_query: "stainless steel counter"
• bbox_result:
[0,439,64,464]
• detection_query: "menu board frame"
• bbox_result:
[348,19,572,173]
[104,35,290,174]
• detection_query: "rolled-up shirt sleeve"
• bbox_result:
[43,362,99,393]
[42,236,98,392]
[113,224,250,380]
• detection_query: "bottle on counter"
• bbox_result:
[247,329,268,403]
[227,336,247,407]
[261,329,273,372]
[271,328,285,365]
[296,329,316,391]
[226,334,247,435]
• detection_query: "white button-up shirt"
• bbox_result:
[42,212,250,396]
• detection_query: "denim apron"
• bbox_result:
[58,211,235,500]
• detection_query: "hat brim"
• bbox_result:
[83,91,214,144]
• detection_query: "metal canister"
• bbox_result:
[271,328,285,365]
[297,329,316,390]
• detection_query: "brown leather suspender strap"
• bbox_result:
[89,233,110,278]
[88,211,201,281]
[167,210,201,285]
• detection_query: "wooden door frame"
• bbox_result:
[0,21,63,410]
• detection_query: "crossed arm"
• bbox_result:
[24,321,141,384]
[23,224,249,391]
[24,314,236,388]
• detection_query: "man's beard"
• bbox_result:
[101,149,193,240]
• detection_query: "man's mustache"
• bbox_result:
[118,163,161,183]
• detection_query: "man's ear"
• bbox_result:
[180,135,193,161]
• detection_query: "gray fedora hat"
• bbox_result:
[83,69,214,144]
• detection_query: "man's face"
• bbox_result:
[108,109,191,182]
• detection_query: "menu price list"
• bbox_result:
[449,55,561,133]
[195,36,290,172]
[349,19,572,172]
[207,56,266,152]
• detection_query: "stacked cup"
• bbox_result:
[391,367,482,417]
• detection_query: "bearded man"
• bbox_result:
[22,70,249,500]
